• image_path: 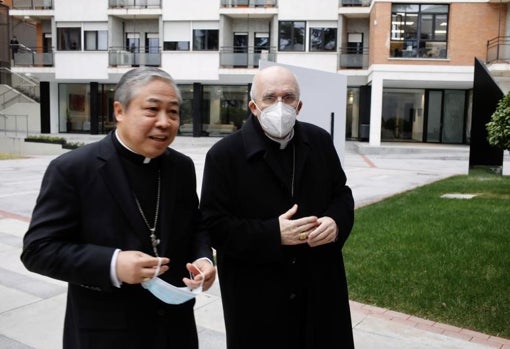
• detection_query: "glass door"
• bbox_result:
[233,32,248,67]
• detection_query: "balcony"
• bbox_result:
[338,46,369,69]
[108,0,161,9]
[487,36,510,64]
[221,0,277,7]
[339,0,371,6]
[109,47,161,67]
[12,0,53,9]
[12,46,54,67]
[220,46,276,68]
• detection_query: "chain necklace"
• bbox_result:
[134,170,161,257]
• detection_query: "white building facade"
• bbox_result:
[7,0,509,146]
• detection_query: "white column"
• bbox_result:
[369,76,383,146]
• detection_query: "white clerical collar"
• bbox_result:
[115,129,152,164]
[264,128,295,149]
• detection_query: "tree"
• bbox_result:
[486,92,510,152]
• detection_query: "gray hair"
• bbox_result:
[114,67,182,109]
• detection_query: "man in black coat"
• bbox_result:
[200,65,355,349]
[21,67,216,349]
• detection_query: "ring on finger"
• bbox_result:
[298,232,307,240]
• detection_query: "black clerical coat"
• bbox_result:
[21,133,212,349]
[201,116,355,349]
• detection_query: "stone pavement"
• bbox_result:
[0,135,509,349]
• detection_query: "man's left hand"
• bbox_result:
[306,216,338,247]
[183,259,217,292]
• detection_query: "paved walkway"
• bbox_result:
[0,135,509,349]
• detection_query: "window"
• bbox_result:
[57,27,81,51]
[193,30,218,51]
[310,28,337,51]
[84,30,108,51]
[279,21,305,51]
[164,41,190,51]
[390,4,448,59]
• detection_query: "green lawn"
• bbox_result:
[343,170,510,339]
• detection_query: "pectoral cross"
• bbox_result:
[150,229,160,257]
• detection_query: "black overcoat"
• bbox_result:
[201,116,355,349]
[21,133,212,349]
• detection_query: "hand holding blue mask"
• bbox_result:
[142,258,203,305]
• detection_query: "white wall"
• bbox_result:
[162,52,220,82]
[54,0,108,21]
[276,53,338,73]
[163,0,219,20]
[55,52,109,80]
[259,61,348,163]
[278,0,339,20]
[0,103,41,134]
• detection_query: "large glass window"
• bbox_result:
[57,27,81,51]
[84,30,108,51]
[59,83,90,133]
[310,27,337,51]
[390,4,448,58]
[279,21,305,51]
[193,30,219,51]
[382,89,425,141]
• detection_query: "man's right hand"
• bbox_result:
[116,251,169,284]
[279,204,319,245]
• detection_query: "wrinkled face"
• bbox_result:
[248,67,302,117]
[114,79,180,158]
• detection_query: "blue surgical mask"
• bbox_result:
[142,276,202,305]
[141,257,203,305]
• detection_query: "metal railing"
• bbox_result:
[11,45,54,67]
[108,47,161,67]
[487,36,510,64]
[338,46,369,69]
[12,0,53,9]
[108,0,161,8]
[220,46,276,68]
[0,113,29,137]
[0,68,40,103]
[340,0,371,6]
[221,0,277,8]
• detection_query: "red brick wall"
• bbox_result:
[369,2,505,66]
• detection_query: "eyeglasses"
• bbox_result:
[260,93,298,106]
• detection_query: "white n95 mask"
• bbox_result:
[256,101,297,139]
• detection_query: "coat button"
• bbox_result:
[289,293,297,300]
[157,309,166,316]
[290,258,296,264]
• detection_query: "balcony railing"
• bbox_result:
[108,0,161,8]
[487,36,510,64]
[12,46,54,67]
[12,0,53,9]
[340,0,371,6]
[109,47,161,67]
[338,46,369,69]
[221,0,277,8]
[0,67,40,103]
[220,46,276,68]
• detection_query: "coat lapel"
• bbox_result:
[96,136,152,250]
[157,149,176,256]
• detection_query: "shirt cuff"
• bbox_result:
[110,249,122,288]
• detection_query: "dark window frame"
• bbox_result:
[278,21,306,52]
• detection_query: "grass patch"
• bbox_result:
[344,171,510,339]
[0,153,26,160]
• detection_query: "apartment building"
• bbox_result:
[4,0,509,146]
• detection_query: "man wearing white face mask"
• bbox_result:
[201,65,355,349]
